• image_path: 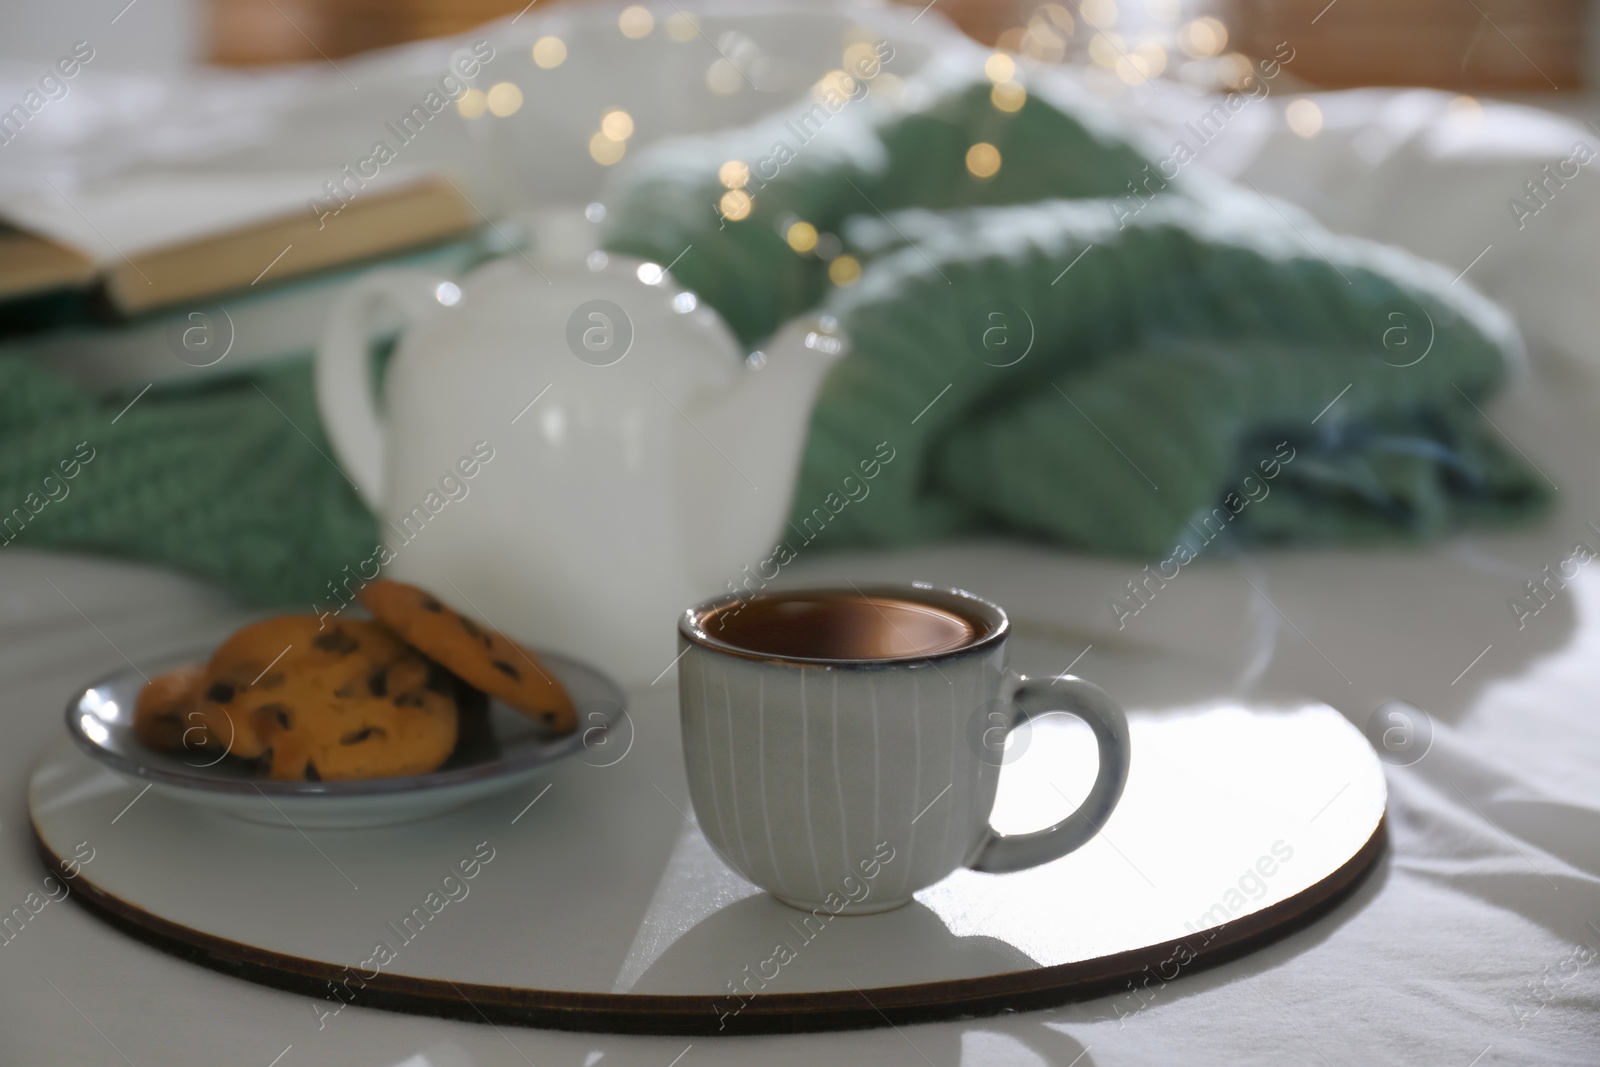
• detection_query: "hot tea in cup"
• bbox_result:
[677,584,1130,913]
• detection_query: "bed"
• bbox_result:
[2,3,1597,1063]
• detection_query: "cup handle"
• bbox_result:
[313,270,452,512]
[968,674,1131,874]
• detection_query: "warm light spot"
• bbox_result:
[1037,2,1074,32]
[1135,42,1167,78]
[1021,20,1068,62]
[966,142,1001,178]
[828,255,861,286]
[532,36,567,68]
[996,26,1027,53]
[1087,31,1126,67]
[1448,95,1483,123]
[813,69,858,102]
[984,52,1016,83]
[1115,54,1151,85]
[844,41,879,72]
[486,82,523,117]
[619,5,654,38]
[1218,52,1255,91]
[1179,17,1227,59]
[601,108,634,141]
[991,80,1026,112]
[1286,98,1323,138]
[871,73,904,103]
[455,89,487,118]
[665,12,698,41]
[589,131,626,164]
[720,189,753,221]
[786,221,818,253]
[1080,0,1117,29]
[706,59,742,95]
[719,160,750,189]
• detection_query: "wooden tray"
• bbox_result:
[30,687,1385,1035]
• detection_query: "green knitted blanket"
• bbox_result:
[0,359,377,604]
[0,70,1550,605]
[599,71,1550,557]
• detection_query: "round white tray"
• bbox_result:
[30,682,1385,1034]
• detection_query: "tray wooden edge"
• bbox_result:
[33,813,1387,1037]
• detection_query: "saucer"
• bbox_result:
[64,646,627,828]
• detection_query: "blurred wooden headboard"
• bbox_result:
[1228,0,1587,90]
[206,0,1586,91]
[207,0,537,65]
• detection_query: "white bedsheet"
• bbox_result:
[2,4,1599,1064]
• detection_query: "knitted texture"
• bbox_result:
[601,73,1151,348]
[0,71,1553,606]
[600,71,1551,556]
[0,357,377,605]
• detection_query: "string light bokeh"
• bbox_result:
[438,1,1376,292]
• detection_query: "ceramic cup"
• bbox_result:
[677,583,1131,914]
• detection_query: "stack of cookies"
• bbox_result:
[133,580,575,781]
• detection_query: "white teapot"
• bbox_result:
[314,229,845,683]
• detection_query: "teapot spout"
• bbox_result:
[676,316,848,587]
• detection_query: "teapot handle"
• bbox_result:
[314,270,454,511]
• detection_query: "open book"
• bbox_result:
[0,172,475,317]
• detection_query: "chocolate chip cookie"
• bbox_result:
[132,666,207,754]
[200,615,460,780]
[356,580,575,733]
